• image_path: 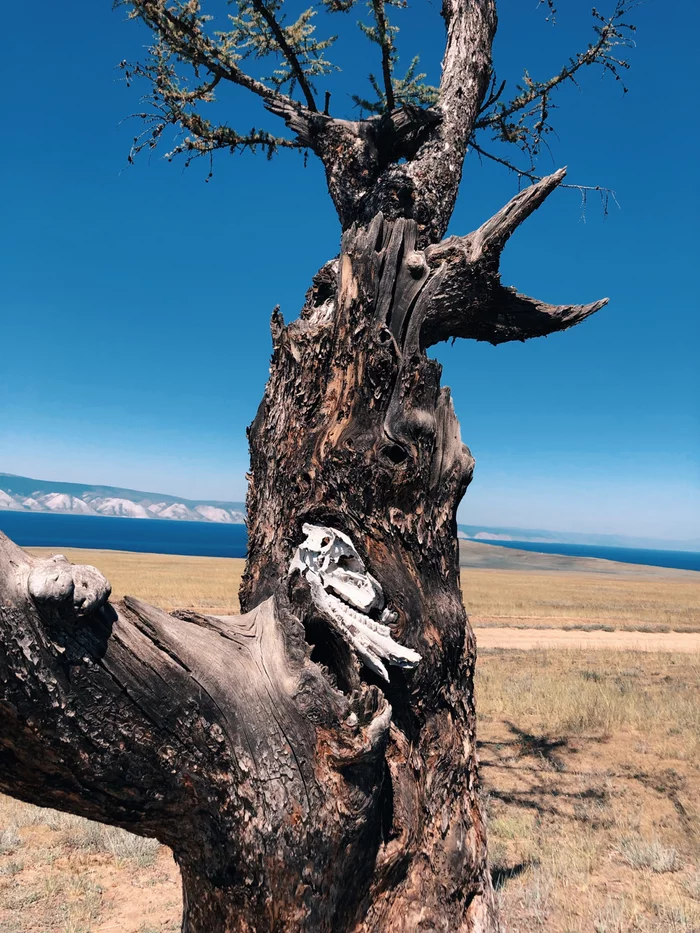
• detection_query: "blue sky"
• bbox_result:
[1,2,698,542]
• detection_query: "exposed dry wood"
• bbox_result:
[244,216,498,931]
[419,171,608,346]
[0,532,403,932]
[466,168,568,264]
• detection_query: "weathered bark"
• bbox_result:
[0,155,606,928]
[0,537,400,932]
[269,1,497,245]
[242,214,496,931]
[239,176,605,928]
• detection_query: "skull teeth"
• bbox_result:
[314,589,421,682]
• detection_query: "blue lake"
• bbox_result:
[472,539,700,572]
[0,511,248,558]
[1,511,698,572]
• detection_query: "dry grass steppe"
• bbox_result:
[479,648,700,932]
[26,545,700,633]
[4,543,697,931]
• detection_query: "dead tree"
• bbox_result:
[0,2,635,930]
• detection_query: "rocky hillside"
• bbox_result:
[0,474,245,524]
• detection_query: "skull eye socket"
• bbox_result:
[321,537,331,547]
[337,554,363,572]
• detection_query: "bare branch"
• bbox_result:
[469,167,567,261]
[469,141,620,218]
[490,287,608,342]
[421,279,608,346]
[420,170,608,345]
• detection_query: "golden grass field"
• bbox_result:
[0,546,696,932]
[26,546,700,632]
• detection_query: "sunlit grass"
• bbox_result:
[462,569,700,630]
[25,549,700,632]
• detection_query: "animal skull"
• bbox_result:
[291,523,421,682]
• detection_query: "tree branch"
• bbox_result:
[0,533,325,848]
[0,531,408,926]
[129,103,301,165]
[468,167,566,262]
[371,0,395,112]
[401,0,497,242]
[248,0,318,111]
[124,0,297,110]
[421,278,608,346]
[0,536,199,836]
[418,170,608,345]
[469,141,621,218]
[436,0,497,148]
[474,1,637,162]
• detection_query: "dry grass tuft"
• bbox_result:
[477,649,700,751]
[616,836,682,873]
[0,795,180,932]
[0,829,21,856]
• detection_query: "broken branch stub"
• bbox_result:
[27,554,111,617]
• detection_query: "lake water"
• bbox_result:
[0,511,248,558]
[472,539,700,572]
[1,511,698,572]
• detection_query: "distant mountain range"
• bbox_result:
[0,473,246,525]
[457,523,700,553]
[2,472,697,551]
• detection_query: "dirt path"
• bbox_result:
[474,626,700,652]
[217,615,700,653]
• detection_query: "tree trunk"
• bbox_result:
[243,214,496,931]
[0,169,605,931]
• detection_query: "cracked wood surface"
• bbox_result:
[0,532,397,932]
[243,216,499,932]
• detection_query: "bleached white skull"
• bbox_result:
[290,524,384,613]
[291,523,421,682]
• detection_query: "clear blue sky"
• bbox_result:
[1,2,698,542]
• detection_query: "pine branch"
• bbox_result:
[127,104,301,167]
[371,0,395,112]
[119,0,342,168]
[120,0,297,109]
[248,0,318,111]
[475,1,637,160]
